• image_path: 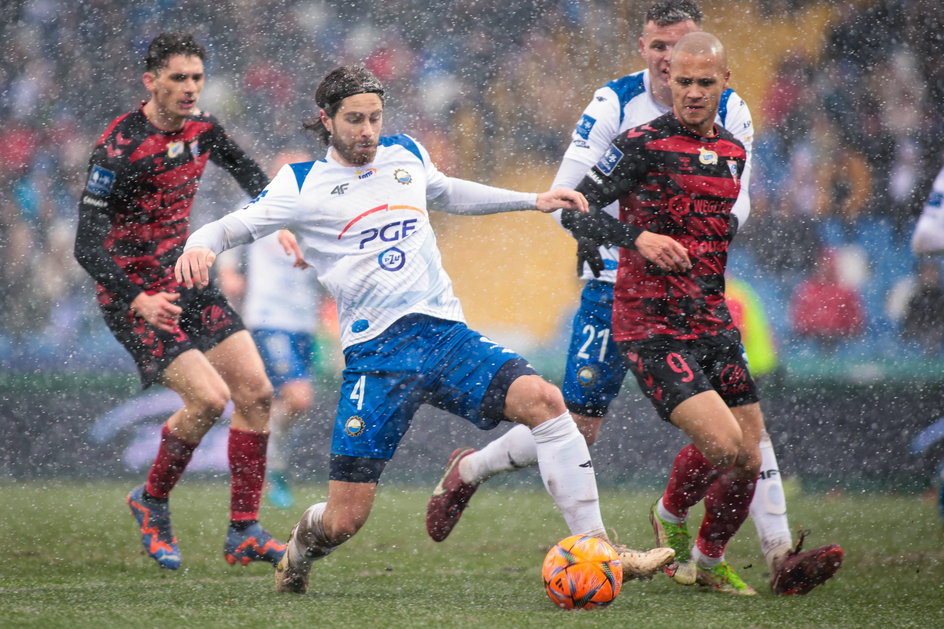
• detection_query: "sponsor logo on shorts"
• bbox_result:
[720,363,751,395]
[345,415,365,437]
[378,247,405,271]
[720,363,745,386]
[86,165,116,196]
[201,305,232,334]
[577,366,597,386]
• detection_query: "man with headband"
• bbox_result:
[175,65,676,594]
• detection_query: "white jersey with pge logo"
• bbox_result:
[555,69,754,283]
[187,134,538,349]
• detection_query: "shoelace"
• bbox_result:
[790,527,810,556]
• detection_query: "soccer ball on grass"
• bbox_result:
[541,534,622,610]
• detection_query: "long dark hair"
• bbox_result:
[303,65,385,145]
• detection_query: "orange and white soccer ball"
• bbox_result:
[542,534,622,610]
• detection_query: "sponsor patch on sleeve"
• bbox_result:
[596,145,623,176]
[576,114,596,140]
[86,165,116,196]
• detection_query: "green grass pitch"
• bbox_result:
[1,481,942,628]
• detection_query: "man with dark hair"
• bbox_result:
[428,0,842,597]
[74,32,287,571]
[176,64,675,595]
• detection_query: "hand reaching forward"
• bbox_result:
[278,229,310,269]
[175,246,217,289]
[535,188,589,214]
[635,231,692,273]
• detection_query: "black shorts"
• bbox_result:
[101,283,245,388]
[619,328,759,422]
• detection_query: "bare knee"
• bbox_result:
[699,435,741,470]
[280,381,314,416]
[503,376,566,427]
[187,386,231,421]
[574,413,603,447]
[232,373,274,415]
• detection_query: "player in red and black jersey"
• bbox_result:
[563,32,844,596]
[73,32,287,572]
[576,111,744,342]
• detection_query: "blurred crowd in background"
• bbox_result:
[1,0,943,376]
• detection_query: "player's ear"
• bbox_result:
[142,71,155,92]
[320,109,332,134]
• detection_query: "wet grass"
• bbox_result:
[1,481,942,628]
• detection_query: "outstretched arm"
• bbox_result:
[534,188,588,214]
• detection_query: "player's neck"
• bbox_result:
[143,101,187,132]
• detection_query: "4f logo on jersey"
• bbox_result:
[331,183,349,196]
[576,114,596,140]
[596,145,623,176]
[698,147,718,165]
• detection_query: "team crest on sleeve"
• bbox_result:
[86,165,116,196]
[596,145,624,176]
[576,114,596,140]
[698,147,718,165]
[393,168,412,185]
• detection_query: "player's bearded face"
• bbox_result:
[327,93,384,167]
[670,51,729,136]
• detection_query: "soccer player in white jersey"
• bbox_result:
[175,65,674,594]
[912,164,944,255]
[426,0,842,596]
